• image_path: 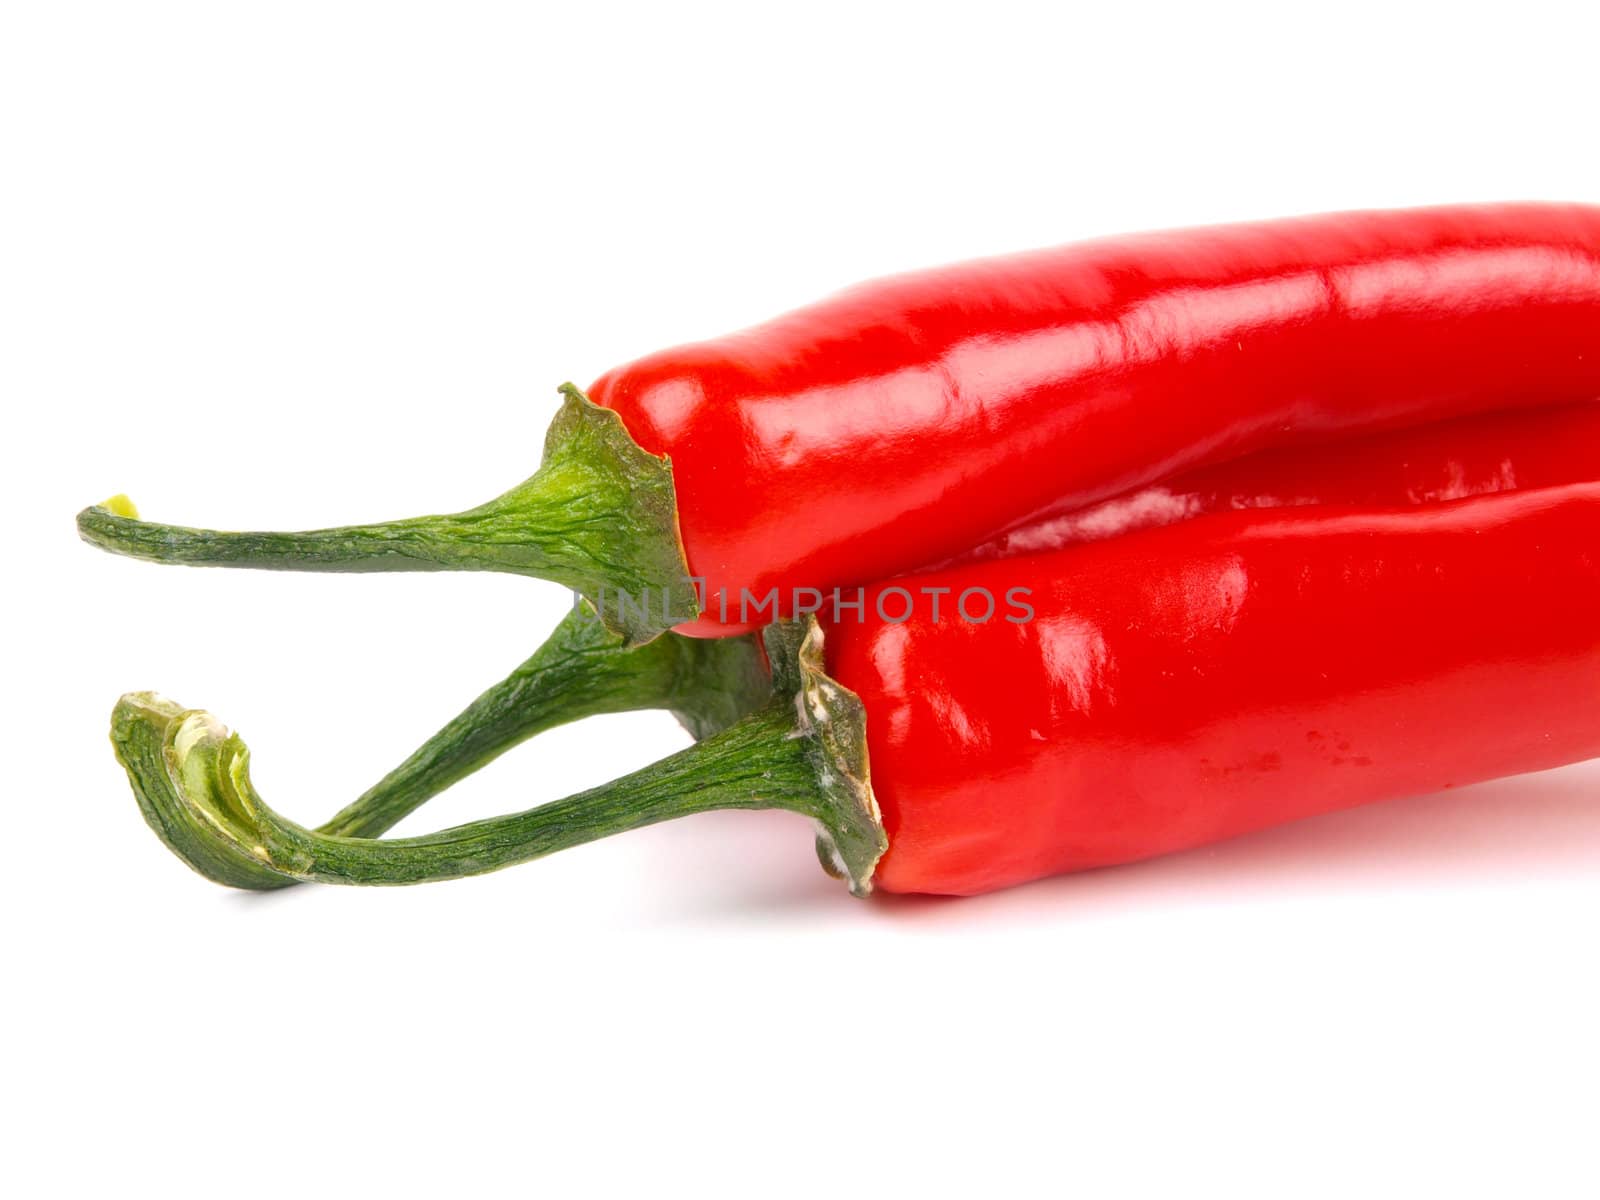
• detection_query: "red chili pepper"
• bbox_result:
[829,482,1600,894]
[113,482,1600,897]
[77,204,1600,643]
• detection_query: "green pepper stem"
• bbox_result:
[250,705,814,883]
[320,606,769,840]
[111,604,768,891]
[76,386,698,644]
[110,620,886,896]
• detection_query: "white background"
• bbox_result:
[5,2,1598,1195]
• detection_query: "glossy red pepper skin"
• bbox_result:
[589,203,1600,636]
[957,399,1600,561]
[822,483,1600,896]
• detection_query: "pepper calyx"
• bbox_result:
[764,618,886,896]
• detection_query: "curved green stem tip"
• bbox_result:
[112,692,296,890]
